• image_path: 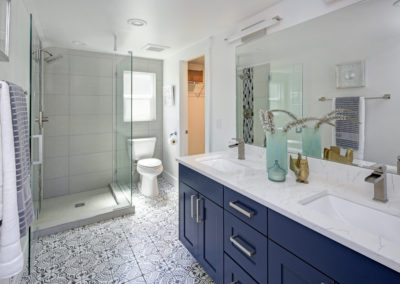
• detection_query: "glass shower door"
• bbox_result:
[29,14,43,272]
[113,53,133,206]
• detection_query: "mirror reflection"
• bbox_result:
[236,0,400,171]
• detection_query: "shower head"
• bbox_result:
[44,54,63,64]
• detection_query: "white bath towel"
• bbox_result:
[0,81,23,278]
[332,96,365,160]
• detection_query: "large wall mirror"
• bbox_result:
[236,0,400,172]
[0,0,10,61]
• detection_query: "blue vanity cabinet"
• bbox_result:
[197,195,223,283]
[269,240,335,284]
[179,182,199,259]
[224,210,268,283]
[224,253,258,284]
[179,164,400,284]
[224,187,268,235]
[179,164,224,283]
[269,209,400,284]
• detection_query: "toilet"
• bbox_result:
[128,137,163,197]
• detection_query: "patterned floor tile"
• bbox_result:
[26,177,215,284]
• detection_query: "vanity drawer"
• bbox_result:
[224,253,257,284]
[179,164,223,206]
[224,187,268,235]
[224,211,268,284]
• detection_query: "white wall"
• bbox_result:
[163,0,362,180]
[0,0,30,89]
[0,1,30,283]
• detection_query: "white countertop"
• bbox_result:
[176,147,400,273]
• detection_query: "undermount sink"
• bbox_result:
[303,194,400,244]
[199,158,247,174]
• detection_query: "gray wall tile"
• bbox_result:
[46,116,69,137]
[69,152,113,176]
[69,170,113,193]
[44,74,69,96]
[70,96,112,115]
[44,156,68,180]
[44,95,69,116]
[70,55,113,77]
[44,177,69,199]
[70,75,113,96]
[69,115,113,135]
[69,133,112,156]
[44,136,69,158]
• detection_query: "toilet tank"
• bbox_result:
[128,137,156,161]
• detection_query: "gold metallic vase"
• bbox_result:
[289,154,309,184]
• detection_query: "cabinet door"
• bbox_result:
[224,253,257,284]
[269,240,335,284]
[179,182,199,258]
[198,195,224,283]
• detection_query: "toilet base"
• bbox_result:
[139,175,159,197]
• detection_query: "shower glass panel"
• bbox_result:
[114,54,133,205]
[268,64,303,152]
[29,14,42,272]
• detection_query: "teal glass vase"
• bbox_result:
[302,127,322,158]
[266,130,288,182]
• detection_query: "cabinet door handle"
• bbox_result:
[230,235,255,257]
[191,195,196,219]
[229,201,254,218]
[231,281,239,284]
[196,198,202,223]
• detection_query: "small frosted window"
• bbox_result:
[123,71,156,122]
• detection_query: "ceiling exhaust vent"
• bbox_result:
[142,44,170,52]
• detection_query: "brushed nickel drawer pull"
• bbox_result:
[229,201,254,218]
[196,198,202,223]
[230,235,255,257]
[191,195,196,219]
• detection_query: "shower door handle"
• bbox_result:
[35,111,49,129]
[32,135,43,165]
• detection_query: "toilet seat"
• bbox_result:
[138,158,162,168]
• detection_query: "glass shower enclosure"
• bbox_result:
[112,54,134,205]
[28,14,135,268]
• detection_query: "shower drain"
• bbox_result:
[74,202,85,208]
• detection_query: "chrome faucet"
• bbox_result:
[365,165,387,203]
[229,138,245,160]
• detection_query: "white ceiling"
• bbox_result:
[28,0,280,58]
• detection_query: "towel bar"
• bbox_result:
[0,83,28,95]
[319,94,391,102]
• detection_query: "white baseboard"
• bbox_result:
[162,171,178,187]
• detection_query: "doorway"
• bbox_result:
[187,56,205,155]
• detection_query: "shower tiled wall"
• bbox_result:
[43,48,163,199]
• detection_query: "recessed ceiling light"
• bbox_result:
[127,18,147,27]
[72,40,86,46]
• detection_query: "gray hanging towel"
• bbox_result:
[7,81,33,238]
[333,96,365,160]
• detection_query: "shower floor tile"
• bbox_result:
[23,177,215,284]
[36,187,125,230]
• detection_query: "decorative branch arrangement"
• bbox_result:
[314,109,358,129]
[259,108,359,134]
